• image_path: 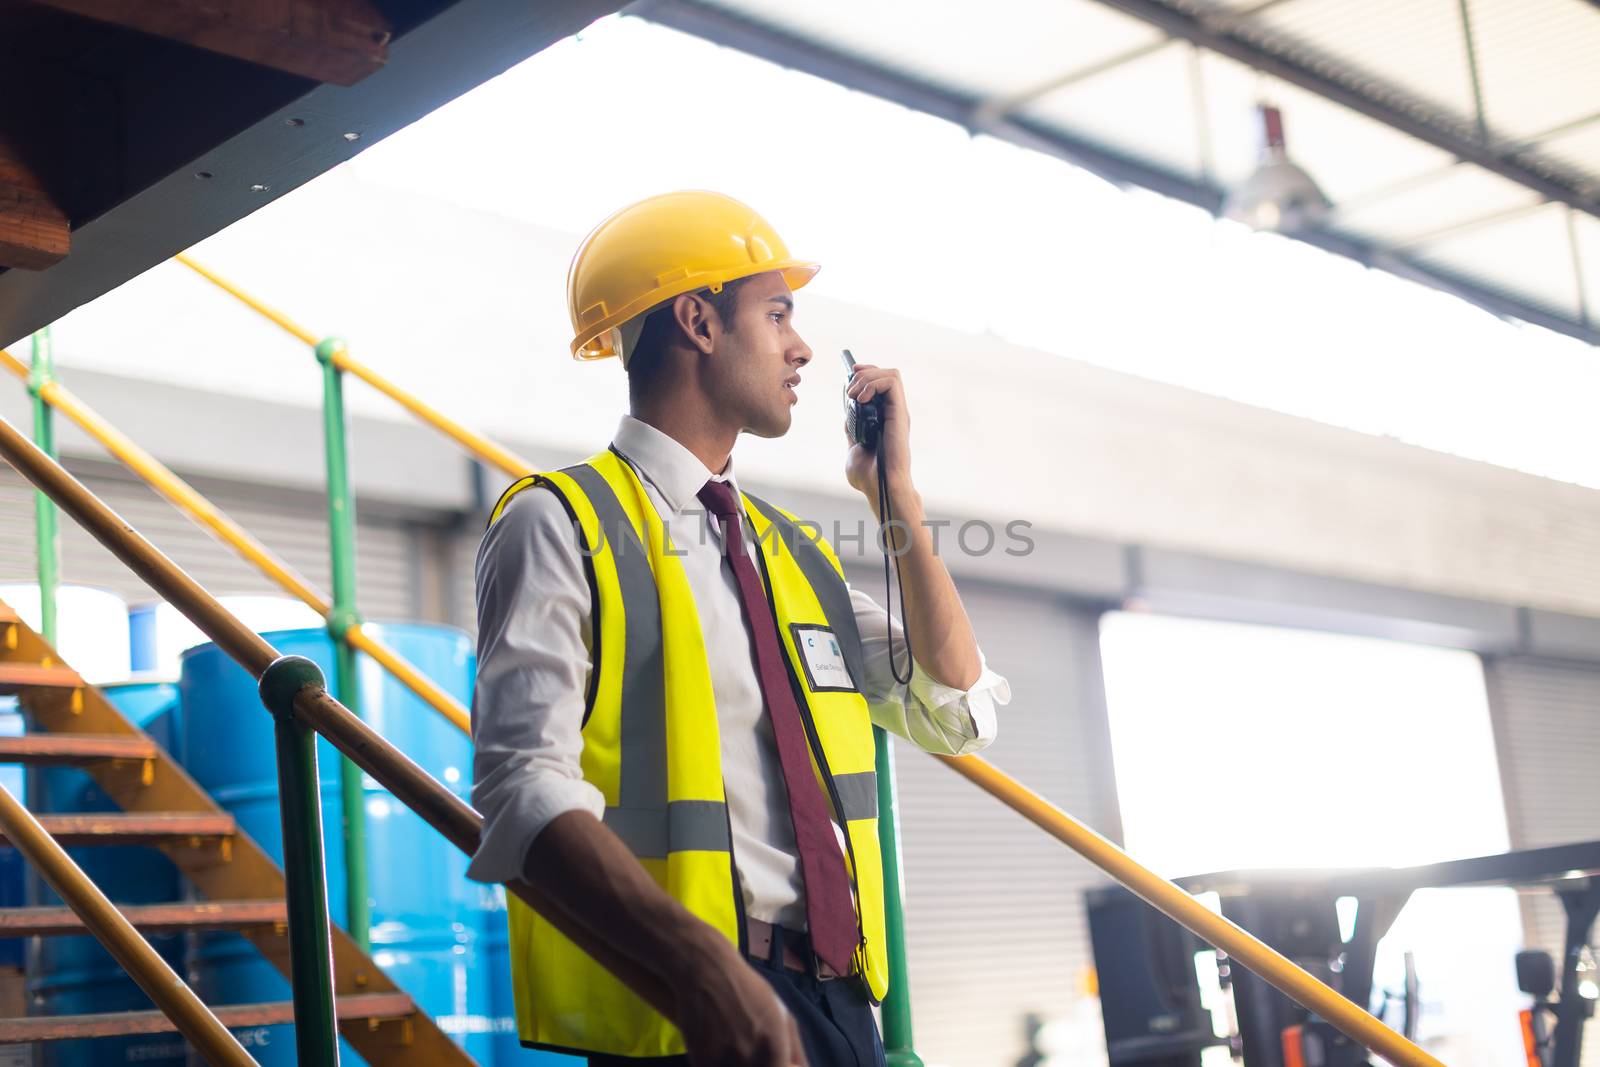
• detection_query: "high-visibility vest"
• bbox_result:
[487,448,889,1058]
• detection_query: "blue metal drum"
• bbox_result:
[0,708,26,971]
[127,602,159,675]
[485,885,517,1062]
[26,681,186,1067]
[180,623,493,1065]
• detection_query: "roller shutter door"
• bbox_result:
[1483,654,1600,1064]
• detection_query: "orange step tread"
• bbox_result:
[0,991,415,1042]
[0,813,234,847]
[0,734,158,765]
[0,900,285,937]
[0,663,83,696]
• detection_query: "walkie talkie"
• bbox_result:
[840,348,912,685]
[840,349,883,451]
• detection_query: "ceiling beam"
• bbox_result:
[625,0,1226,206]
[0,143,68,271]
[626,0,1599,346]
[973,0,1302,124]
[1084,0,1600,217]
[28,0,392,86]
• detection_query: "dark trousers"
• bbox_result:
[588,927,887,1067]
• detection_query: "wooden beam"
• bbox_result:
[0,151,68,272]
[29,0,392,86]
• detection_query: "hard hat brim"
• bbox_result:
[571,259,820,361]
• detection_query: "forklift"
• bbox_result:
[1086,841,1600,1066]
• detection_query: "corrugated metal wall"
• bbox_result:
[884,579,1120,1067]
[0,461,419,624]
[1483,654,1600,1064]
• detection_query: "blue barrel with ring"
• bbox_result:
[180,623,492,1064]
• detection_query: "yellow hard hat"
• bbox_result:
[566,190,820,361]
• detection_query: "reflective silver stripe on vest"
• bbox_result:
[743,494,868,693]
[832,771,879,822]
[603,800,732,859]
[562,464,668,834]
[564,463,733,857]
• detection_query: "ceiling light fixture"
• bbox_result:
[1223,104,1331,234]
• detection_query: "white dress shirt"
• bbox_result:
[468,415,1011,928]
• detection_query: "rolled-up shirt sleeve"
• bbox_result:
[850,586,1011,756]
[466,488,606,885]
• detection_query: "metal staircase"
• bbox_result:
[0,597,476,1064]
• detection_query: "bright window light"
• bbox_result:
[1098,611,1506,873]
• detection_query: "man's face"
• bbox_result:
[708,271,813,439]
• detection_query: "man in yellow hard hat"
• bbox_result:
[469,191,1010,1066]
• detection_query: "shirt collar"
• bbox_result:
[611,414,741,515]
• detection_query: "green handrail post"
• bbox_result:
[875,727,923,1067]
[260,656,342,1067]
[28,329,59,646]
[315,337,371,953]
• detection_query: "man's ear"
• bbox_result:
[671,292,717,355]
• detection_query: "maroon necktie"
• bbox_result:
[696,478,860,976]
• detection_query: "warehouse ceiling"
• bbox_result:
[0,0,622,347]
[631,0,1600,346]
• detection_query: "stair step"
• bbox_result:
[0,991,416,1042]
[0,604,473,1064]
[0,663,83,697]
[0,813,235,847]
[0,734,158,765]
[0,900,286,938]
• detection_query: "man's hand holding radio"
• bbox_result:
[841,360,983,692]
[843,362,913,505]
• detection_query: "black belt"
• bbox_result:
[745,918,848,980]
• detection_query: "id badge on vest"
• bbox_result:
[790,624,859,693]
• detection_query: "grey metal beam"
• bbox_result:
[0,0,624,347]
[1085,0,1600,217]
[1306,225,1595,343]
[1571,207,1593,330]
[1132,547,1524,652]
[627,0,1600,345]
[626,0,1217,205]
[1523,607,1600,661]
[973,0,1298,124]
[1456,0,1491,145]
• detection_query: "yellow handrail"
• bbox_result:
[175,254,535,478]
[0,350,471,736]
[326,346,533,478]
[0,784,255,1067]
[934,754,1444,1067]
[173,254,319,347]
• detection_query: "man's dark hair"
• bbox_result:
[626,277,749,401]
